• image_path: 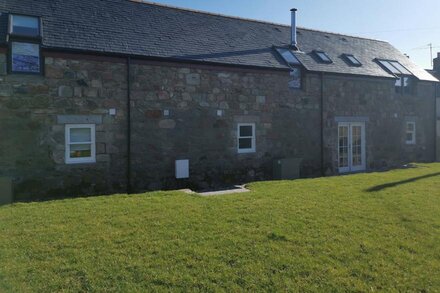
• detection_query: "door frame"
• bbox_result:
[338,121,366,173]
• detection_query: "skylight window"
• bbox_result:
[315,51,332,63]
[8,14,42,74]
[9,15,40,37]
[388,61,412,75]
[378,59,415,95]
[377,60,412,76]
[343,54,362,66]
[275,48,301,66]
[274,47,303,90]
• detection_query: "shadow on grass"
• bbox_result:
[366,172,440,192]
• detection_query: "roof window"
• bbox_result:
[314,51,332,63]
[343,54,362,66]
[377,59,412,75]
[8,14,42,74]
[275,47,301,67]
[9,14,40,38]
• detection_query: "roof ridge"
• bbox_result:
[127,0,388,43]
[297,27,387,43]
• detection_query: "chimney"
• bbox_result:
[434,52,440,74]
[290,8,298,50]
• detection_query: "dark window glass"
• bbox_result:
[11,42,40,73]
[395,77,413,95]
[403,77,412,94]
[276,48,301,66]
[239,138,252,149]
[344,54,362,66]
[395,77,402,93]
[239,126,253,137]
[315,51,332,63]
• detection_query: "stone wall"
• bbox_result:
[0,53,128,200]
[129,63,322,191]
[0,51,437,200]
[323,75,436,172]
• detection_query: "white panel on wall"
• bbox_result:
[175,160,189,179]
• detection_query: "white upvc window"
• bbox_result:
[237,123,256,154]
[405,121,416,145]
[65,124,96,164]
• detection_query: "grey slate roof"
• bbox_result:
[427,69,440,80]
[1,0,438,82]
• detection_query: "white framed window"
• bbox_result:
[237,123,256,154]
[405,121,416,145]
[65,124,96,164]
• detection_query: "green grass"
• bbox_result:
[1,164,440,292]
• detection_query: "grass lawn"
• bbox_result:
[1,164,440,292]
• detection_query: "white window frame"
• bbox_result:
[405,121,416,145]
[237,123,256,154]
[65,124,96,164]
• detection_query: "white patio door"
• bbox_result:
[338,122,366,173]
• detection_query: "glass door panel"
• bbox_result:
[338,122,366,173]
[338,123,350,173]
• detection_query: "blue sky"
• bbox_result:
[147,0,440,69]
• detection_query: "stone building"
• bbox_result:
[428,53,440,160]
[0,0,439,201]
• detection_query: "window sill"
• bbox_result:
[65,159,97,165]
[237,150,256,154]
[9,71,43,76]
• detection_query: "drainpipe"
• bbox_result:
[126,56,132,194]
[320,72,325,176]
[436,82,439,162]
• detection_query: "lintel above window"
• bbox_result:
[9,14,41,38]
[314,51,332,63]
